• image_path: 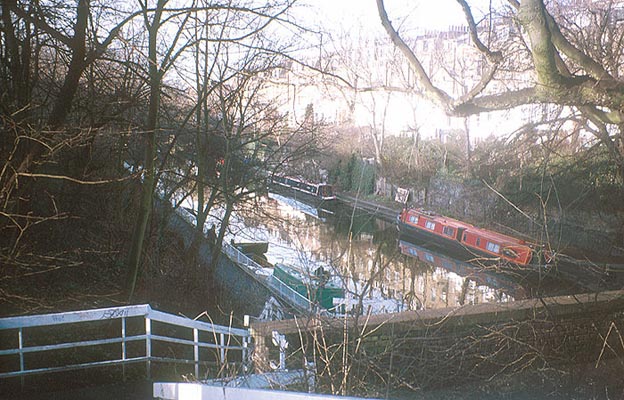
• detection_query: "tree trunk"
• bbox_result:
[47,0,89,128]
[209,201,234,274]
[2,0,32,117]
[126,0,165,300]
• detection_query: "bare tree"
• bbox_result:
[375,0,624,182]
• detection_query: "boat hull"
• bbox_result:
[269,183,336,210]
[268,175,336,210]
[398,220,541,267]
[398,222,482,262]
[234,242,269,256]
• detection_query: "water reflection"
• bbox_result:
[230,193,590,314]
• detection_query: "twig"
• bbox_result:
[17,172,138,185]
[482,179,542,227]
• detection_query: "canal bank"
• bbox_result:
[371,176,624,260]
[336,191,624,272]
[336,193,402,223]
[165,206,274,319]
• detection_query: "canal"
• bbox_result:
[218,192,618,316]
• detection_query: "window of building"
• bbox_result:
[442,226,455,237]
[425,221,436,230]
[486,242,500,253]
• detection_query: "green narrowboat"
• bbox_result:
[272,263,344,310]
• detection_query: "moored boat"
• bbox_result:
[233,241,269,257]
[269,174,336,208]
[272,263,344,310]
[233,241,271,267]
[398,208,549,266]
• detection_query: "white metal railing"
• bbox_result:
[222,241,262,272]
[221,242,315,313]
[0,304,250,380]
[268,275,315,312]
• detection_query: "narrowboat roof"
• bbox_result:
[406,208,530,247]
[276,175,330,188]
[465,227,528,246]
[406,209,474,229]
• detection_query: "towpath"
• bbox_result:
[336,193,402,223]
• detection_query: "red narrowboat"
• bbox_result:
[398,208,544,266]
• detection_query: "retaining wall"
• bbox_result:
[251,290,624,390]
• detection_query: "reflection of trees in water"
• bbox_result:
[401,258,436,310]
[238,195,520,311]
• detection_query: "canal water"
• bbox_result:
[221,192,609,315]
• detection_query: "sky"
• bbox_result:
[287,0,520,140]
[301,0,475,34]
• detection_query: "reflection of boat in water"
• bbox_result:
[269,174,336,210]
[398,208,550,266]
[398,239,527,300]
[271,263,344,310]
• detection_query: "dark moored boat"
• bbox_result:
[398,208,550,266]
[269,175,336,208]
[234,242,269,256]
[272,263,344,310]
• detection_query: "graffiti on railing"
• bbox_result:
[100,308,130,320]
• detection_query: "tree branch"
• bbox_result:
[375,0,453,112]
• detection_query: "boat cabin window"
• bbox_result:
[408,215,419,224]
[502,248,519,258]
[442,226,455,237]
[425,220,436,230]
[476,238,481,246]
[486,242,500,253]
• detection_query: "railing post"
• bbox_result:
[145,316,151,380]
[193,328,199,378]
[121,316,127,381]
[219,333,225,366]
[18,327,24,388]
[243,316,250,372]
